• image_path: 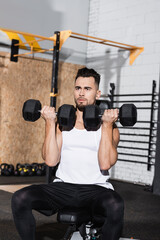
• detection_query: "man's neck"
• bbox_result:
[76,108,83,121]
[75,108,85,129]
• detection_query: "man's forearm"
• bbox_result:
[42,121,60,167]
[98,124,118,170]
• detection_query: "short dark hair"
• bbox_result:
[75,67,100,88]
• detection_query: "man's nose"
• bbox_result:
[79,89,84,96]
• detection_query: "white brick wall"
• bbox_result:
[87,0,160,185]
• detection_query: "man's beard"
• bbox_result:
[74,98,87,112]
[75,98,96,111]
[76,102,86,112]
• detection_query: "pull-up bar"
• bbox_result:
[70,32,144,65]
[0,27,144,65]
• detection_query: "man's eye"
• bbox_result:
[75,87,80,90]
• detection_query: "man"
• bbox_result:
[12,67,124,240]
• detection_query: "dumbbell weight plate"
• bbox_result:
[96,99,111,115]
[57,104,76,130]
[22,99,41,122]
[119,104,137,126]
[83,105,101,130]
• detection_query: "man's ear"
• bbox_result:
[96,90,101,100]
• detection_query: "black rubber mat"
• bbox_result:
[0,178,160,240]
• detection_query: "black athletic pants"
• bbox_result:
[11,182,124,240]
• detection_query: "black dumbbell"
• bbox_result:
[29,163,38,176]
[83,104,137,130]
[36,163,46,176]
[22,99,76,130]
[1,164,9,176]
[0,163,14,176]
[19,164,29,176]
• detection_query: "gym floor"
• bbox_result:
[0,177,160,240]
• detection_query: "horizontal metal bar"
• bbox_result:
[71,35,133,50]
[120,139,149,143]
[134,121,157,124]
[120,139,157,144]
[118,126,154,130]
[119,132,156,137]
[136,107,158,110]
[118,146,156,152]
[118,145,149,151]
[119,133,149,136]
[118,159,155,165]
[119,152,155,158]
[71,32,140,49]
[118,152,148,157]
[117,120,157,124]
[111,93,158,97]
[113,100,158,103]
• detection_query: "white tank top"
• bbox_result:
[55,127,113,190]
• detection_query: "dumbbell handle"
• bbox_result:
[98,110,118,117]
[38,110,58,115]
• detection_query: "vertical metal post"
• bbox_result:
[50,31,60,107]
[109,83,115,108]
[148,80,156,170]
[153,78,160,195]
[46,31,60,184]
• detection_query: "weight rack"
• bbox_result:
[107,80,158,171]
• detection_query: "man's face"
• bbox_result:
[74,76,101,111]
